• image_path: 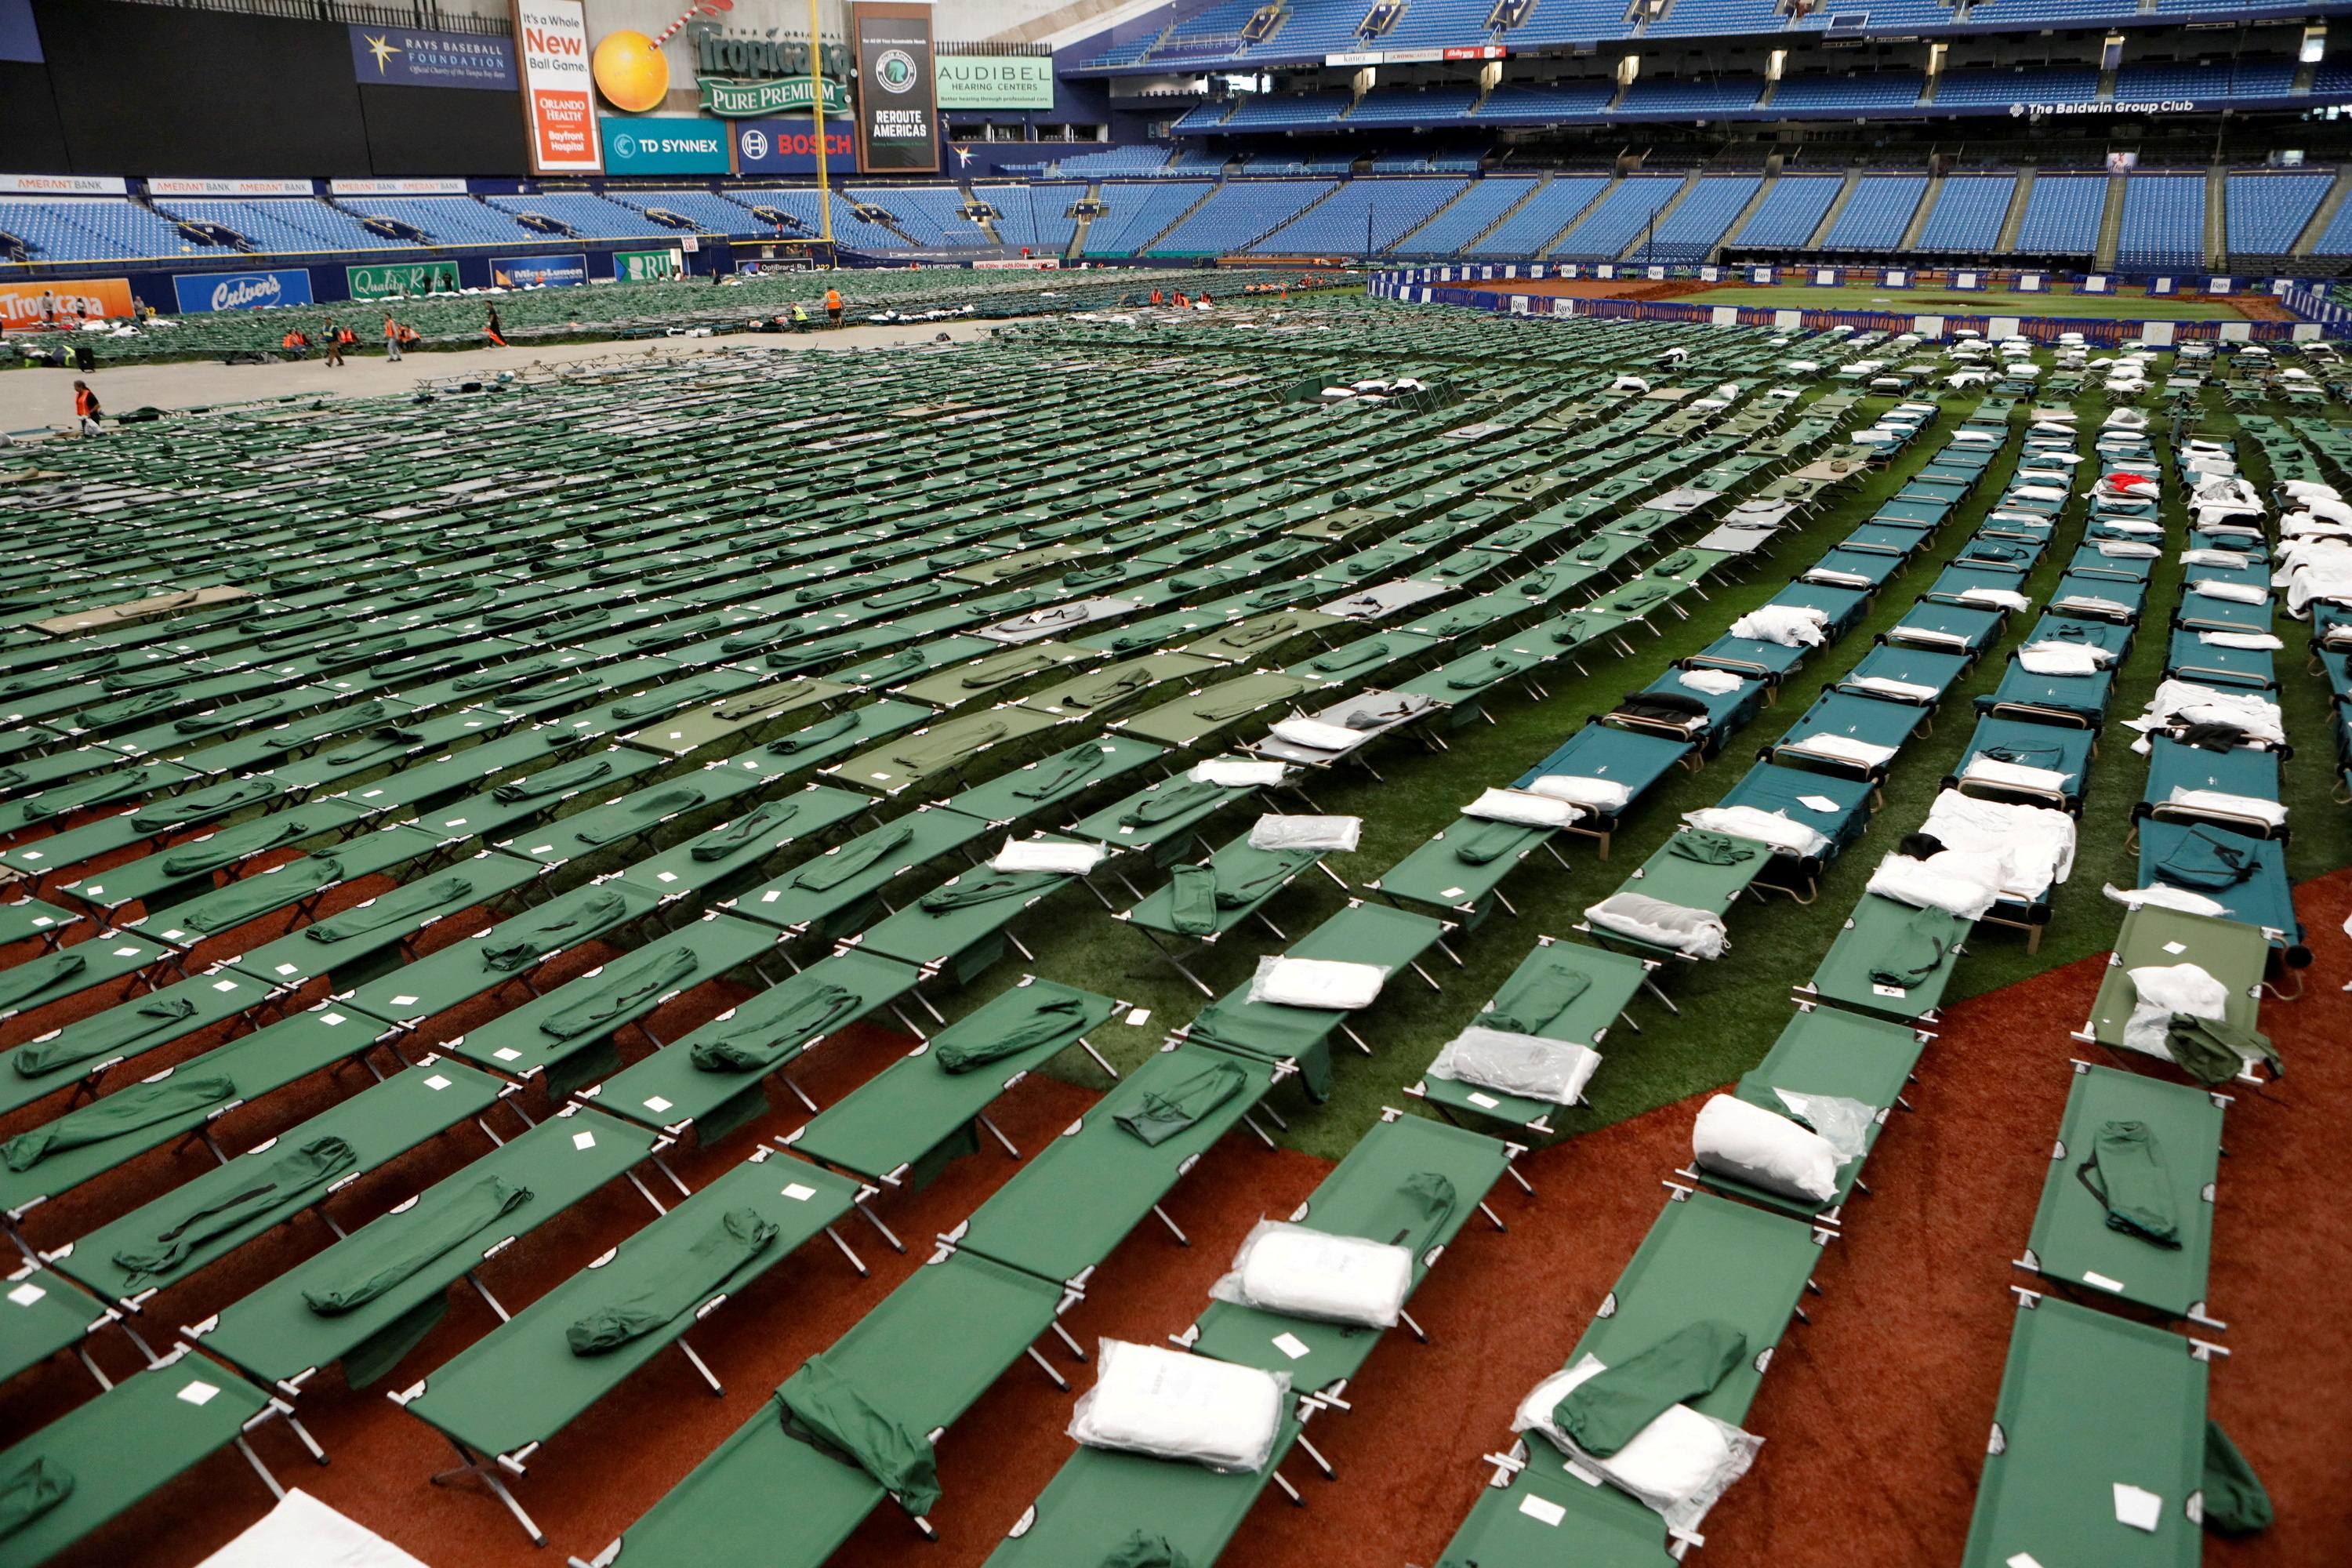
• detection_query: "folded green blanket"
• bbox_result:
[690,981,861,1073]
[790,825,914,893]
[113,1134,358,1281]
[608,682,722,724]
[565,1206,777,1355]
[159,811,319,879]
[887,720,1008,776]
[1014,742,1109,800]
[2076,1119,2180,1247]
[961,652,1054,690]
[2165,1014,2281,1087]
[850,648,926,683]
[914,871,1058,913]
[1308,640,1391,677]
[453,659,557,693]
[628,615,722,649]
[1446,655,1519,692]
[1114,1061,1250,1146]
[13,995,198,1079]
[129,778,280,833]
[1120,780,1225,828]
[1189,688,1275,723]
[572,786,706,848]
[1485,960,1592,1035]
[539,945,700,1043]
[303,874,475,946]
[303,1174,534,1316]
[688,798,800,862]
[936,993,1089,1075]
[778,1353,942,1518]
[74,688,180,729]
[3,1073,235,1171]
[2154,826,2260,891]
[182,857,344,935]
[492,757,612,805]
[1554,1319,1748,1458]
[173,694,281,737]
[765,636,866,675]
[481,891,630,972]
[18,768,156,821]
[318,728,426,768]
[1669,829,1755,866]
[0,950,82,1013]
[1168,863,1219,935]
[767,710,864,757]
[0,1457,71,1541]
[508,673,605,707]
[711,682,819,724]
[1454,819,1534,866]
[2202,1419,2273,1537]
[1867,906,1964,989]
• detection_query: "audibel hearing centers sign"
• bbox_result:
[936,55,1053,110]
[599,117,728,174]
[172,269,314,314]
[514,0,599,173]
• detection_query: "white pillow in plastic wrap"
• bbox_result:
[1068,1340,1287,1472]
[1248,814,1361,851]
[1960,755,2072,794]
[1788,732,1896,768]
[1428,1025,1601,1107]
[1769,1090,1878,1160]
[1270,717,1370,751]
[1461,788,1581,828]
[1248,956,1388,1010]
[1511,1358,1763,1531]
[2102,882,2228,917]
[1726,604,1828,647]
[1866,848,2009,920]
[2166,786,2285,826]
[2191,580,2270,605]
[2016,644,2105,676]
[989,840,1104,874]
[1676,667,1747,697]
[1957,588,2030,612]
[1188,758,1287,786]
[1692,1094,1842,1202]
[1209,1220,1414,1327]
[1527,774,1632,811]
[2124,962,2230,1058]
[1682,805,1828,858]
[1584,893,1728,960]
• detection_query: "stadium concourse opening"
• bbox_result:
[2,1,2351,1566]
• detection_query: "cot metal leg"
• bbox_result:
[281,1411,329,1465]
[1254,910,1293,940]
[1049,1322,1087,1361]
[1151,1203,1190,1247]
[434,1448,546,1548]
[640,1159,684,1207]
[1399,1308,1428,1344]
[1340,1022,1371,1055]
[465,1270,512,1323]
[1025,1345,1070,1391]
[1641,975,1682,1014]
[1007,931,1036,963]
[1259,1103,1288,1131]
[1479,1201,1508,1232]
[1504,1163,1536,1197]
[855,1200,906,1254]
[234,1436,286,1501]
[677,1335,724,1396]
[885,1002,928,1040]
[74,1345,112,1391]
[1079,1039,1120,1080]
[1297,1432,1338,1479]
[1240,1112,1279,1150]
[781,1073,820,1113]
[978,1114,1020,1159]
[1272,1468,1304,1506]
[913,989,948,1025]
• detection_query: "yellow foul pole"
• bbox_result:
[810,0,833,245]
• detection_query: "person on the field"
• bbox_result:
[383,312,403,362]
[825,286,844,326]
[484,305,506,347]
[72,379,100,436]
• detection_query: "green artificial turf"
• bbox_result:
[1651,283,2250,323]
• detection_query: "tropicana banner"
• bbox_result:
[0,279,136,326]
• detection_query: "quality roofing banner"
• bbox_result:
[514,0,601,173]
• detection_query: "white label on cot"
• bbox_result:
[2162,941,2187,955]
[1519,1494,1569,1526]
[2083,1269,2125,1293]
[1467,1091,1500,1109]
[7,1283,45,1307]
[1872,984,1907,999]
[782,1183,816,1201]
[178,1380,220,1406]
[572,1131,597,1150]
[1271,1331,1311,1360]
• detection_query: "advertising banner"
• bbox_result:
[0,0,38,64]
[935,54,1053,110]
[349,25,516,90]
[702,76,853,117]
[852,3,938,174]
[0,173,125,195]
[149,178,314,197]
[513,0,599,173]
[347,261,462,299]
[329,178,470,195]
[615,248,685,282]
[0,278,133,326]
[173,269,314,314]
[492,254,587,288]
[599,117,730,175]
[733,118,856,174]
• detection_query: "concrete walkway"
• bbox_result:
[0,319,1011,437]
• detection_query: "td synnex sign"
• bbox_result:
[172,269,314,313]
[598,116,729,173]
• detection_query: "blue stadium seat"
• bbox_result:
[1248,177,1468,254]
[1819,175,1926,249]
[850,186,987,246]
[1727,176,1842,249]
[1933,68,2099,106]
[1146,179,1336,253]
[1045,147,1176,178]
[1551,176,1693,260]
[1617,77,1766,114]
[1469,173,1610,255]
[1769,73,1926,111]
[1478,83,1618,120]
[976,183,1081,252]
[339,196,535,247]
[2114,61,2295,103]
[2013,175,2106,255]
[1344,85,1481,125]
[1913,174,2015,252]
[152,198,392,254]
[605,190,765,234]
[2225,172,2332,257]
[1396,175,1537,254]
[1640,176,1760,260]
[485,194,677,241]
[0,198,194,263]
[2114,175,2205,271]
[1078,180,1217,256]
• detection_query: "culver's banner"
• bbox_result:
[173,268,314,314]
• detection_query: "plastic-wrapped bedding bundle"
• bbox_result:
[1866,848,2010,920]
[1584,892,1729,959]
[1247,956,1388,1009]
[1068,1341,1288,1472]
[1207,1221,1414,1327]
[1726,604,1827,648]
[2123,961,2228,1058]
[1682,805,1828,858]
[1426,1025,1601,1106]
[1918,789,2076,900]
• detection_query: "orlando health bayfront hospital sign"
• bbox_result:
[514,0,601,173]
[172,268,314,314]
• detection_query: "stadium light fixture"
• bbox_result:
[2302,26,2327,64]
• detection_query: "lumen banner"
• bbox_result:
[173,269,314,314]
[492,254,587,288]
[513,0,600,173]
[347,261,463,299]
[935,55,1053,110]
[851,3,938,174]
